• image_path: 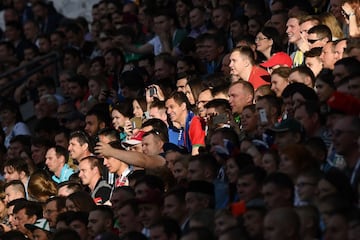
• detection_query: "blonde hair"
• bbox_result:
[320,12,344,39]
[28,171,57,203]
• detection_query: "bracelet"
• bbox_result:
[349,12,355,16]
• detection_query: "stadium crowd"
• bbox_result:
[0,0,359,239]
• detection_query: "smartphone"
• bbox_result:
[259,109,268,124]
[149,87,157,97]
[212,113,229,125]
[130,117,142,129]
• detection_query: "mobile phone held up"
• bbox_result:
[149,87,157,97]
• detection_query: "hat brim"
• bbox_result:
[25,224,51,233]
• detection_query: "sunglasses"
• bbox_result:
[308,37,324,44]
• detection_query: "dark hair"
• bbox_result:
[90,205,114,225]
[4,157,30,176]
[67,191,96,212]
[0,100,23,122]
[238,166,267,185]
[288,82,318,102]
[69,131,94,153]
[307,24,332,41]
[290,66,316,87]
[189,153,220,178]
[13,200,43,219]
[304,47,322,58]
[231,46,255,65]
[257,94,282,118]
[204,99,232,112]
[46,196,66,211]
[97,128,120,142]
[134,174,165,193]
[119,198,139,215]
[263,172,294,201]
[321,168,357,204]
[141,118,169,142]
[67,74,88,88]
[260,26,283,54]
[163,186,186,204]
[57,181,83,192]
[111,99,134,118]
[150,217,182,239]
[87,103,111,126]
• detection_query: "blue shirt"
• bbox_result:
[52,164,74,183]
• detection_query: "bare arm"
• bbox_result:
[95,142,166,169]
[343,3,360,37]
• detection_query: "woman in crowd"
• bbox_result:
[255,26,283,60]
[225,152,254,203]
[28,170,57,203]
[111,100,134,141]
[342,0,360,37]
[279,144,319,182]
[262,149,280,175]
[270,67,291,97]
[65,191,96,212]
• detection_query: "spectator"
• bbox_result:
[229,46,269,89]
[45,146,74,184]
[43,196,66,229]
[4,180,25,205]
[78,156,111,204]
[165,91,205,155]
[87,205,114,239]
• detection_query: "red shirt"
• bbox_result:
[248,66,270,90]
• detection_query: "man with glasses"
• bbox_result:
[43,196,66,230]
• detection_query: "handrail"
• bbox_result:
[0,51,61,92]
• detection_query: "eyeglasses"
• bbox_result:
[308,37,324,44]
[255,37,268,42]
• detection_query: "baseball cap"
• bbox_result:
[325,91,360,115]
[260,52,293,68]
[267,118,303,134]
[25,218,51,233]
[121,131,145,147]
